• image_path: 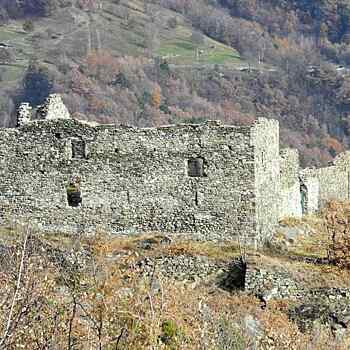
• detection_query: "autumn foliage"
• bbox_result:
[324,201,350,268]
[0,227,318,349]
[3,0,350,166]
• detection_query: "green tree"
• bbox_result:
[23,20,34,32]
[23,0,57,16]
[21,60,53,106]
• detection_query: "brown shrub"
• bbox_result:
[324,201,350,268]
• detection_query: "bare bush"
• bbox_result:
[324,201,350,268]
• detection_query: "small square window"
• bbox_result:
[67,182,82,207]
[188,158,205,177]
[71,139,86,159]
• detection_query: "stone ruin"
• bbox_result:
[36,94,70,120]
[2,94,350,243]
[17,94,70,126]
[17,102,32,127]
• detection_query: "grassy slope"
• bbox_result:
[0,0,242,86]
[156,14,240,66]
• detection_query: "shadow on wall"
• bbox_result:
[218,258,247,291]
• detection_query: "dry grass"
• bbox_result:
[0,229,260,349]
[288,231,329,259]
[161,240,240,260]
[3,206,350,348]
[274,213,329,260]
[80,232,241,262]
[278,216,304,228]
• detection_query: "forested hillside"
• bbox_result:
[1,0,350,165]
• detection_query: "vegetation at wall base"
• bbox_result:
[1,205,350,348]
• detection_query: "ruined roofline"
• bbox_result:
[13,117,255,133]
[15,93,278,133]
[17,93,70,127]
[13,94,280,137]
[280,148,299,156]
[95,118,262,131]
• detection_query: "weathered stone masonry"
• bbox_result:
[279,149,302,219]
[0,96,280,243]
[300,152,350,214]
[5,94,350,242]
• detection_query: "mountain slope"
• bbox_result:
[1,0,350,165]
[0,0,241,84]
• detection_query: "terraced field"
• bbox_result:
[0,0,242,86]
[157,24,240,66]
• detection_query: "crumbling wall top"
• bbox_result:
[17,102,32,127]
[255,117,279,128]
[36,94,70,120]
[280,148,299,189]
[334,151,350,169]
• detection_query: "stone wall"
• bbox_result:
[136,254,227,281]
[245,265,302,300]
[252,118,280,242]
[0,117,270,241]
[334,151,350,169]
[316,166,349,207]
[298,160,350,214]
[36,94,70,120]
[12,93,350,240]
[277,148,350,217]
[299,169,319,214]
[17,103,32,127]
[279,149,302,219]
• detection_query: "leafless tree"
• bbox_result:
[0,227,30,349]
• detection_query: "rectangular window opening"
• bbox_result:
[188,157,205,177]
[67,182,82,207]
[72,139,86,159]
